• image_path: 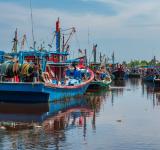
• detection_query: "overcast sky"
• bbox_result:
[0,0,160,62]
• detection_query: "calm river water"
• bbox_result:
[0,79,160,150]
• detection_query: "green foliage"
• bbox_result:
[140,60,148,66]
[127,60,140,67]
[127,59,157,67]
[127,56,158,67]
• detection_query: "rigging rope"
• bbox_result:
[75,32,80,50]
[49,31,56,51]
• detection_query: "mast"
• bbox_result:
[84,49,87,66]
[30,0,35,50]
[62,34,65,61]
[62,34,65,52]
[12,28,18,53]
[56,18,60,62]
[105,57,107,65]
[56,18,60,52]
[112,51,115,69]
[100,52,102,62]
[93,44,97,63]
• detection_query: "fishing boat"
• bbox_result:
[153,78,160,86]
[112,65,126,80]
[88,62,111,90]
[142,66,158,82]
[128,67,141,78]
[87,45,112,90]
[109,52,126,80]
[142,75,155,82]
[0,19,94,103]
[153,69,160,86]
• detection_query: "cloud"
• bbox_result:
[0,1,160,61]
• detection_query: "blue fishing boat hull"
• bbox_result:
[0,83,49,103]
[0,82,90,103]
[44,84,89,102]
[0,69,94,103]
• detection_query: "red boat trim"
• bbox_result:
[45,69,94,89]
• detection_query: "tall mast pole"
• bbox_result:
[84,49,87,66]
[30,0,35,50]
[112,51,115,69]
[100,52,102,62]
[56,18,60,62]
[56,18,60,52]
[93,44,97,63]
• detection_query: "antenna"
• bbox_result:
[87,28,91,64]
[30,0,35,50]
[88,27,90,53]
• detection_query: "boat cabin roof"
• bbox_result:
[47,61,69,67]
[49,51,69,56]
[11,50,49,57]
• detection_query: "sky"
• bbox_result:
[0,0,160,62]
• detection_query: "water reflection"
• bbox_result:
[0,98,91,129]
[2,79,160,149]
[112,80,126,87]
[142,81,160,107]
[110,80,126,106]
[0,93,107,149]
[127,78,141,88]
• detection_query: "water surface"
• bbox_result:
[0,79,160,150]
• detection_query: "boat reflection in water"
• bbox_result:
[109,80,126,106]
[0,92,106,132]
[0,93,107,149]
[142,81,160,107]
[127,78,141,88]
[112,79,126,87]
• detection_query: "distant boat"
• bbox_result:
[112,65,126,80]
[142,66,158,82]
[87,44,112,90]
[142,75,155,82]
[128,68,141,78]
[153,78,160,85]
